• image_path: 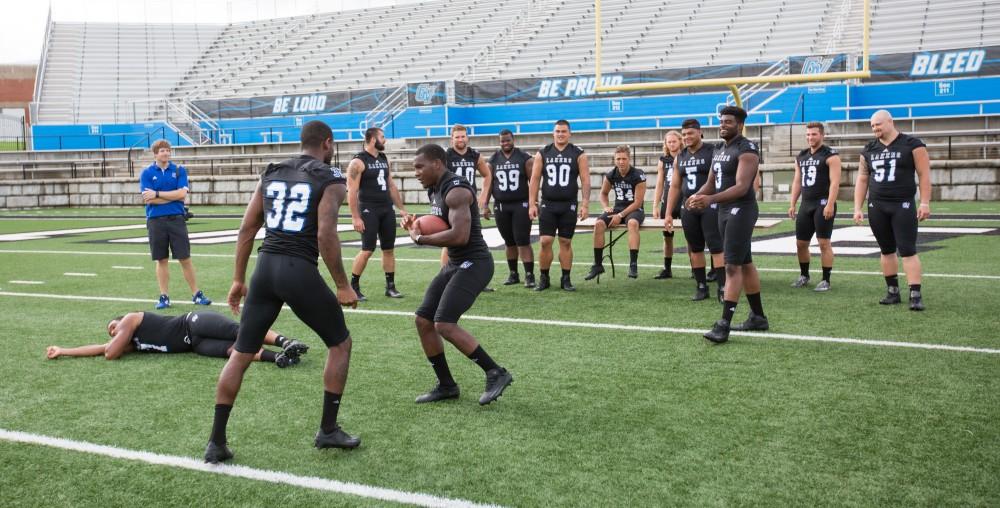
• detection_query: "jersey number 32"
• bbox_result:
[265,181,311,232]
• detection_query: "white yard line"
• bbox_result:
[1,290,997,355]
[0,429,498,508]
[64,272,97,277]
[8,280,44,285]
[112,266,144,270]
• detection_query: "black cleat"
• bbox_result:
[534,273,550,291]
[560,276,576,292]
[703,320,730,344]
[717,287,725,303]
[731,312,769,331]
[583,264,605,281]
[627,263,638,279]
[706,270,718,283]
[314,425,360,449]
[909,291,925,311]
[204,441,234,464]
[880,289,901,305]
[692,284,710,301]
[385,283,403,298]
[791,275,810,288]
[503,272,520,285]
[654,268,673,279]
[351,283,367,302]
[281,339,309,358]
[524,272,536,289]
[274,352,300,368]
[415,383,460,403]
[479,368,513,405]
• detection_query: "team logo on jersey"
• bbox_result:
[460,260,473,269]
[414,83,439,105]
[911,49,984,77]
[801,56,835,75]
[330,167,343,178]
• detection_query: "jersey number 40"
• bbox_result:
[265,181,311,232]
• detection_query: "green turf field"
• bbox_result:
[1,203,999,506]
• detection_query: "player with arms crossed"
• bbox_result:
[204,121,360,464]
[687,107,768,343]
[347,127,410,301]
[853,110,931,310]
[585,145,647,280]
[665,119,725,301]
[652,131,682,279]
[403,144,513,406]
[528,120,591,291]
[487,129,536,288]
[789,122,841,291]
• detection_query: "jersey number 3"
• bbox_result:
[265,181,311,232]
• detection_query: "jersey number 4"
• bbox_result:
[265,181,311,232]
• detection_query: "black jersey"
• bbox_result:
[488,148,532,202]
[606,166,646,211]
[427,171,490,262]
[131,312,191,353]
[796,145,839,201]
[447,147,482,191]
[712,136,760,206]
[539,142,584,202]
[659,154,674,199]
[353,150,391,205]
[258,155,347,263]
[677,144,715,199]
[862,133,927,202]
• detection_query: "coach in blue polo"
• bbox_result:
[140,139,211,309]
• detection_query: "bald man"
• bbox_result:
[854,110,931,310]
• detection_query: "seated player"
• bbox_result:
[585,145,647,280]
[46,310,307,367]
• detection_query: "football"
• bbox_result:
[413,214,449,235]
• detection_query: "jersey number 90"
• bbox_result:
[545,164,571,187]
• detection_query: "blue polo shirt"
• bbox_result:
[139,162,189,219]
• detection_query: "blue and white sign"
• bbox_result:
[911,49,985,77]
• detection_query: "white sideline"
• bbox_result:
[1,290,998,355]
[0,429,498,508]
[1,248,999,280]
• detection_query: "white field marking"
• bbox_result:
[1,248,999,280]
[8,280,44,285]
[2,290,999,355]
[112,266,144,270]
[64,272,97,277]
[0,429,499,508]
[0,224,148,242]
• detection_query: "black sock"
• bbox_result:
[693,267,707,285]
[885,275,899,292]
[467,345,500,373]
[351,273,360,285]
[209,404,232,446]
[274,335,288,348]
[629,249,639,265]
[664,256,672,269]
[561,269,571,279]
[385,272,395,284]
[747,292,765,316]
[523,261,534,275]
[799,262,810,277]
[428,353,456,387]
[822,267,832,283]
[541,269,550,278]
[909,283,921,294]
[321,391,341,433]
[722,300,738,324]
[261,350,277,363]
[593,247,603,266]
[716,267,726,289]
[507,259,518,274]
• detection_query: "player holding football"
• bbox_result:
[402,144,513,406]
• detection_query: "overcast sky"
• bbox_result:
[0,0,423,65]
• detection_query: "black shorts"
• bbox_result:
[796,199,836,241]
[597,208,645,227]
[146,214,191,261]
[494,200,532,247]
[681,205,723,254]
[538,200,578,239]
[415,257,495,324]
[868,199,918,257]
[718,201,758,265]
[360,204,396,251]
[235,252,350,354]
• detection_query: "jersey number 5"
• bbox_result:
[265,181,311,232]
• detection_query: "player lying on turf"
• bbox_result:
[45,310,308,367]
